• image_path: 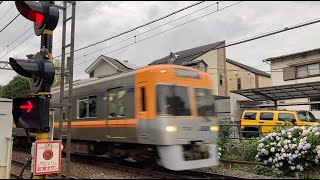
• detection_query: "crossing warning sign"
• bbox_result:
[33,140,62,175]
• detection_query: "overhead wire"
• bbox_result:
[0,3,14,22]
[74,14,320,73]
[0,14,20,32]
[0,2,67,61]
[53,1,209,59]
[73,1,243,67]
[74,1,224,61]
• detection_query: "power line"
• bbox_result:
[0,33,34,60]
[53,1,208,59]
[0,26,33,55]
[0,14,20,32]
[75,14,320,69]
[74,1,223,61]
[0,3,14,22]
[0,2,67,60]
[74,1,243,67]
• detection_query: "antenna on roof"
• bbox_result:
[168,52,179,64]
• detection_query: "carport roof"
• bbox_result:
[231,81,320,101]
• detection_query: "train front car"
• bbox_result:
[135,65,219,171]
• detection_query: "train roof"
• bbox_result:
[51,64,208,94]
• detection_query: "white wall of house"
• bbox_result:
[93,61,118,78]
[269,49,320,116]
[270,51,320,86]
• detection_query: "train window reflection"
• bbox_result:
[78,98,88,118]
[108,88,126,118]
[77,96,97,118]
[108,89,117,118]
[156,85,191,116]
[195,88,215,116]
[89,96,97,117]
[118,90,126,117]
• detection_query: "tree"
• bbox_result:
[52,59,61,87]
[1,76,30,99]
[0,85,2,97]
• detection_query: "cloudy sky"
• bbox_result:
[0,1,320,85]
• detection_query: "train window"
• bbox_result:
[175,68,200,79]
[156,85,191,116]
[108,89,117,118]
[117,90,126,117]
[195,88,215,116]
[78,98,88,118]
[77,96,97,118]
[89,96,97,117]
[141,87,146,111]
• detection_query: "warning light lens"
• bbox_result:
[19,101,33,112]
[35,12,44,26]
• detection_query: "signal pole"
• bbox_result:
[33,9,54,180]
[10,1,61,179]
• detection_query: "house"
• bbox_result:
[149,40,272,96]
[264,47,320,114]
[85,55,138,78]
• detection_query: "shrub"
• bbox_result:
[243,139,259,161]
[255,123,320,176]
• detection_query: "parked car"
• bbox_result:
[240,109,317,138]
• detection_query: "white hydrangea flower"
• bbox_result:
[279,162,283,166]
[270,147,275,152]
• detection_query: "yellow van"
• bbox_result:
[240,109,317,138]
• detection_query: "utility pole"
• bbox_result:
[54,2,76,179]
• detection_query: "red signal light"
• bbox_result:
[20,101,33,112]
[35,12,44,26]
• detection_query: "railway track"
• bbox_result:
[12,149,247,179]
[11,160,76,179]
[72,155,248,179]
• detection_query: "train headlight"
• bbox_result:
[210,126,219,132]
[166,126,177,132]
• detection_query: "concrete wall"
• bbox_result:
[93,61,118,78]
[230,93,253,124]
[215,98,230,113]
[0,99,13,179]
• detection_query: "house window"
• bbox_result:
[77,95,97,118]
[90,71,94,78]
[296,63,320,78]
[219,75,223,85]
[237,77,241,90]
[107,88,126,118]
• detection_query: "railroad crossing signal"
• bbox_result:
[15,1,59,36]
[12,96,50,133]
[9,50,55,93]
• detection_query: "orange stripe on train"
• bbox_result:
[52,119,137,128]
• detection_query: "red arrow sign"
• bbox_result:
[20,101,33,112]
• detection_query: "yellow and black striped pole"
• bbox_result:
[32,29,53,179]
